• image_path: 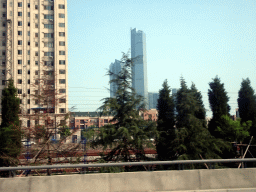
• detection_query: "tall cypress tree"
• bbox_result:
[0,79,21,172]
[173,77,226,164]
[190,83,207,128]
[208,76,230,138]
[156,79,175,161]
[237,78,256,136]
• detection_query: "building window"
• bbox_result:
[35,33,38,37]
[27,89,30,94]
[18,60,22,64]
[18,2,22,7]
[35,70,39,75]
[35,90,38,95]
[59,32,65,36]
[28,31,30,36]
[2,70,5,76]
[59,79,65,84]
[59,108,66,113]
[35,61,38,65]
[59,99,66,103]
[59,4,65,9]
[44,24,54,29]
[28,22,30,26]
[18,50,22,55]
[18,31,22,35]
[18,40,22,45]
[27,70,30,75]
[27,109,30,114]
[28,79,30,84]
[35,14,38,19]
[44,33,54,38]
[2,22,6,27]
[2,41,5,46]
[28,41,30,46]
[44,52,54,56]
[18,21,22,26]
[59,51,65,55]
[28,3,30,8]
[35,42,38,47]
[2,51,5,56]
[35,23,38,28]
[18,89,22,94]
[27,99,30,104]
[20,99,22,104]
[59,70,65,74]
[27,120,30,127]
[44,42,54,48]
[18,70,22,74]
[2,61,5,65]
[28,60,30,65]
[59,89,66,93]
[44,61,54,66]
[18,79,22,84]
[35,100,38,105]
[59,13,65,18]
[3,3,6,8]
[28,12,30,17]
[44,5,54,10]
[44,14,54,19]
[2,80,5,85]
[28,50,30,55]
[59,23,65,27]
[35,5,38,9]
[59,41,65,46]
[59,60,65,65]
[18,12,22,16]
[35,52,38,56]
[2,32,5,36]
[2,13,6,17]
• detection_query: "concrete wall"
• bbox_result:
[1,168,256,192]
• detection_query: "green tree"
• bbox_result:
[237,78,256,137]
[0,79,22,173]
[208,76,231,138]
[91,52,158,165]
[173,77,227,166]
[190,83,207,128]
[156,79,176,161]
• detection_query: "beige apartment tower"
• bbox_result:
[0,0,68,130]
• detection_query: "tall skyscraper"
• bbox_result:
[0,1,68,121]
[148,92,159,109]
[109,59,124,97]
[131,28,148,109]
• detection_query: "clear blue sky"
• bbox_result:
[67,0,256,116]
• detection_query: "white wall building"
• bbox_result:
[0,0,68,130]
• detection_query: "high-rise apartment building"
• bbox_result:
[131,28,148,109]
[0,0,68,124]
[148,92,159,109]
[109,59,124,98]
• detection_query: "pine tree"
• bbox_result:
[237,78,256,136]
[0,79,22,171]
[156,80,175,161]
[208,76,231,137]
[190,83,207,128]
[92,52,158,164]
[173,77,227,165]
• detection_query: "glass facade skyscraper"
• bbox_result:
[109,59,124,98]
[131,28,148,109]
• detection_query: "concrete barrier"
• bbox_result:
[0,168,256,192]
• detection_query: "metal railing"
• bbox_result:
[0,158,256,172]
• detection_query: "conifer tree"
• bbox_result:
[237,78,256,137]
[156,80,175,161]
[92,52,158,164]
[173,77,226,164]
[0,79,22,170]
[208,76,231,138]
